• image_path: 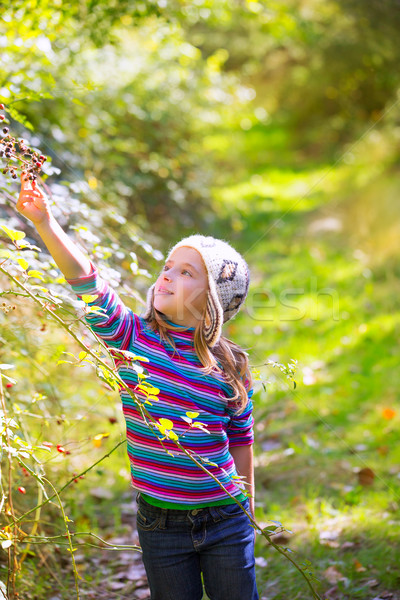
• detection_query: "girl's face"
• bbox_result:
[153,246,209,328]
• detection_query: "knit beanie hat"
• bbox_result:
[141,234,251,348]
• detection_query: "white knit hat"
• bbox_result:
[142,234,251,348]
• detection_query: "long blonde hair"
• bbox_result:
[144,298,253,416]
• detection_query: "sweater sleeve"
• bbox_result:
[65,260,138,351]
[226,387,255,447]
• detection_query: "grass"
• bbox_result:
[214,121,400,599]
[9,118,400,600]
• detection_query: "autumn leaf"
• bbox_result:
[92,432,110,448]
[382,407,396,420]
[81,294,99,303]
[186,411,199,419]
[17,258,29,270]
[358,467,375,486]
[0,225,26,242]
[27,270,45,281]
[353,558,366,572]
[192,421,210,434]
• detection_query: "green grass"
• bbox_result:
[12,118,400,600]
[214,125,400,599]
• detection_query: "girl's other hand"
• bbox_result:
[16,173,53,226]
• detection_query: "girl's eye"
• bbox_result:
[162,265,192,276]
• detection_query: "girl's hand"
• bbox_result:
[16,173,53,226]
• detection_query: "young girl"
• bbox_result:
[17,174,259,600]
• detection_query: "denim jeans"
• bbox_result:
[135,492,259,600]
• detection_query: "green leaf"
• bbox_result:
[6,104,34,131]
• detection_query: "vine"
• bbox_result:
[0,226,325,599]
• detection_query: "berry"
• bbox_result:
[36,161,42,168]
[0,104,4,109]
[2,127,9,134]
[0,115,4,121]
[42,441,53,448]
[39,155,46,161]
[18,487,26,494]
[56,445,66,453]
[6,383,13,388]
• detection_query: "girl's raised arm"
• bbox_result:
[16,173,138,352]
[16,173,92,280]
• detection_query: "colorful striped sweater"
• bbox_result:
[66,260,255,509]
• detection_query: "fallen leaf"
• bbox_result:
[323,565,346,584]
[358,467,375,486]
[353,559,366,572]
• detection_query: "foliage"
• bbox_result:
[1,0,400,598]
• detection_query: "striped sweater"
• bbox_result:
[66,260,254,508]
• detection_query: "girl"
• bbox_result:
[16,174,259,600]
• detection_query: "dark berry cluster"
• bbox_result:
[0,103,47,181]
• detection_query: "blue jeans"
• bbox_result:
[135,492,259,600]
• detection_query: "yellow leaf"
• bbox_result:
[81,294,98,304]
[159,418,173,430]
[27,270,45,281]
[186,411,199,419]
[17,258,29,270]
[192,422,210,433]
[88,176,97,189]
[137,384,160,395]
[87,305,106,314]
[78,351,88,360]
[147,395,159,402]
[0,225,26,241]
[167,431,178,441]
[92,432,110,448]
[94,432,110,440]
